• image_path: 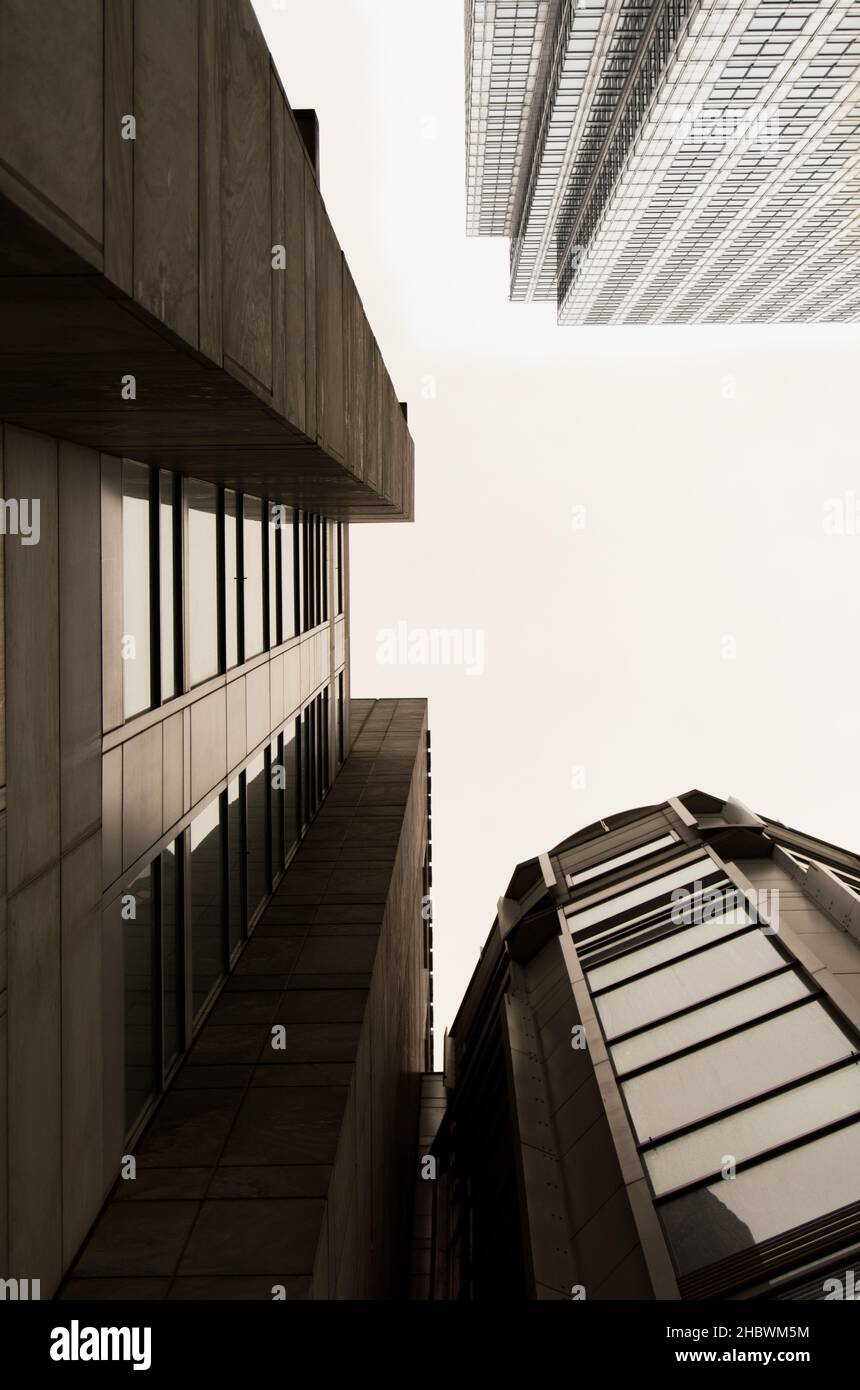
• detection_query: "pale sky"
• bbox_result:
[255,0,860,1055]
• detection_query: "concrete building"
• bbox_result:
[427,793,860,1300]
[0,0,430,1300]
[465,0,860,323]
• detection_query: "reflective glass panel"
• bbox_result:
[226,778,244,955]
[569,834,678,886]
[243,497,265,658]
[190,799,223,1020]
[123,864,155,1134]
[162,839,181,1071]
[566,857,717,936]
[610,970,810,1072]
[281,508,297,641]
[187,479,219,686]
[623,1005,855,1141]
[122,461,152,719]
[246,751,268,922]
[595,929,785,1039]
[588,911,754,993]
[284,721,299,855]
[647,1060,860,1197]
[662,1120,860,1275]
[224,491,239,670]
[159,472,177,701]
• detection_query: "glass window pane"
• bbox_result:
[226,778,244,955]
[187,479,219,686]
[225,491,239,670]
[246,752,268,922]
[566,856,717,936]
[284,721,299,855]
[123,864,155,1134]
[622,1005,856,1141]
[190,799,224,1021]
[648,1059,860,1197]
[661,1120,860,1275]
[588,911,754,993]
[305,515,314,631]
[610,971,810,1073]
[162,839,181,1072]
[316,693,324,802]
[335,523,343,616]
[243,496,265,658]
[268,505,279,648]
[270,736,284,878]
[337,672,344,764]
[569,834,678,886]
[297,511,306,634]
[159,472,177,702]
[302,705,313,824]
[122,461,152,719]
[321,520,328,623]
[577,880,728,956]
[596,929,785,1038]
[281,508,297,641]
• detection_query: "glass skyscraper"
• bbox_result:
[466,0,860,322]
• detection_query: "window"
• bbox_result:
[565,856,718,937]
[318,686,327,800]
[224,490,239,670]
[301,702,314,827]
[189,799,224,1021]
[281,507,298,641]
[622,1005,855,1143]
[268,505,279,649]
[159,472,178,702]
[609,970,809,1074]
[661,1119,860,1276]
[243,496,265,659]
[187,479,219,687]
[226,777,245,956]
[647,1060,860,1198]
[334,523,344,616]
[284,720,299,856]
[594,928,786,1038]
[297,511,307,635]
[337,672,345,765]
[567,832,678,886]
[246,750,269,924]
[320,519,328,623]
[122,460,153,719]
[122,863,156,1134]
[586,909,754,993]
[270,735,285,879]
[161,839,182,1073]
[305,513,314,632]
